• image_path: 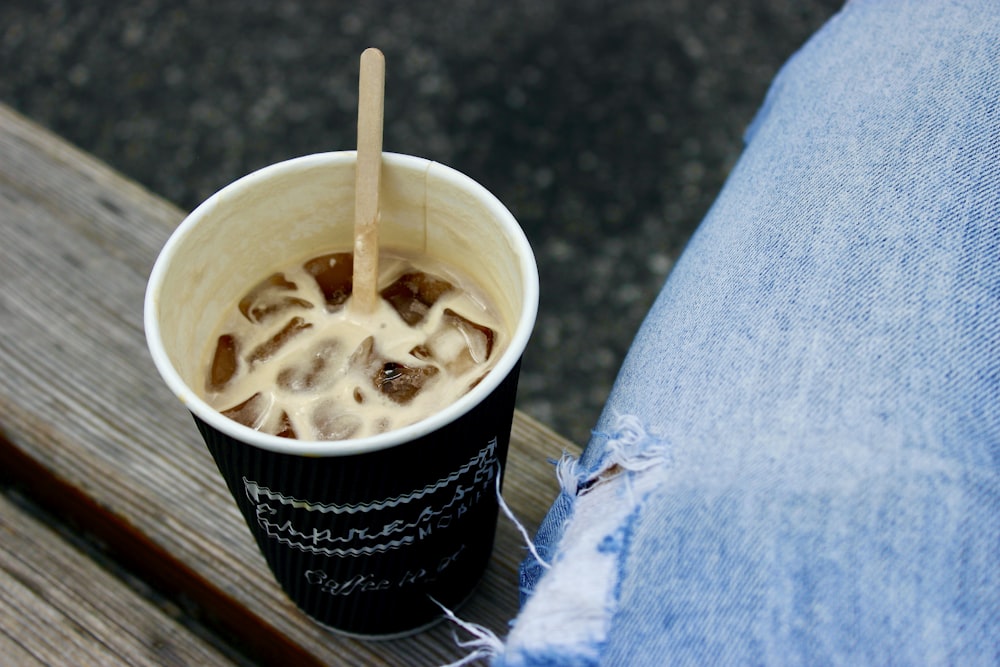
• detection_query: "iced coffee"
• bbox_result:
[202,249,504,441]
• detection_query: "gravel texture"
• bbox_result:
[1,0,842,446]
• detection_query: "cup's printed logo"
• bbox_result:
[303,543,467,597]
[242,438,498,557]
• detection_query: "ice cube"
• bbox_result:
[380,271,454,325]
[247,316,312,366]
[221,392,271,430]
[208,333,240,390]
[348,335,377,369]
[275,411,297,439]
[409,344,432,361]
[468,372,489,391]
[276,338,342,392]
[311,400,362,440]
[238,272,313,323]
[376,361,440,404]
[304,253,354,310]
[350,336,440,404]
[425,308,496,374]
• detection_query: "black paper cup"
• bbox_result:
[144,152,538,637]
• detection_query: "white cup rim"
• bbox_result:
[144,151,538,457]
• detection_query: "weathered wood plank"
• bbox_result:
[0,491,239,666]
[0,103,579,665]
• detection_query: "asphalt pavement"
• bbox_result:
[1,0,842,446]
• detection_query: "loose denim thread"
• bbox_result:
[435,465,549,666]
[573,413,671,498]
[554,452,581,496]
[495,467,552,571]
[496,415,672,667]
[439,416,672,666]
[432,597,506,667]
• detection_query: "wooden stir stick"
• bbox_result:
[352,47,385,315]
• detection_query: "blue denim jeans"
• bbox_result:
[497,1,1000,664]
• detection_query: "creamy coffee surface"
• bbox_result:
[202,250,505,440]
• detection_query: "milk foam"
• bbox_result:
[202,251,505,440]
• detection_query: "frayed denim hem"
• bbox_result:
[494,414,671,667]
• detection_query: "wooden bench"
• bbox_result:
[0,103,579,665]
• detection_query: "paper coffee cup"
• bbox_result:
[144,152,538,637]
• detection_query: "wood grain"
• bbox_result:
[0,493,239,666]
[0,103,580,665]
